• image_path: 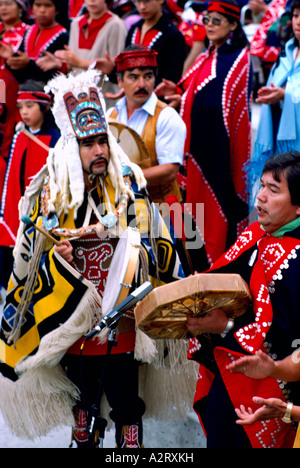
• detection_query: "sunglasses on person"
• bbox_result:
[202,15,226,26]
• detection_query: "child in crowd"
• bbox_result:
[0,79,60,298]
[3,0,69,84]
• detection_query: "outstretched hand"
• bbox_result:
[226,350,276,379]
[235,396,287,425]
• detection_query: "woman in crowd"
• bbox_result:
[156,0,252,268]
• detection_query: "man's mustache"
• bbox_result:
[134,88,149,95]
[89,156,108,172]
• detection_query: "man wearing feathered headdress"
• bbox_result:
[0,69,195,448]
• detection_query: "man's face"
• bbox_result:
[117,68,155,108]
[79,135,110,178]
[256,170,300,232]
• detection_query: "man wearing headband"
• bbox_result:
[0,70,194,448]
[109,46,186,207]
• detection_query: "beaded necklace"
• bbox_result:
[41,172,132,239]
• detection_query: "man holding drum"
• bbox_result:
[0,69,187,448]
[186,151,300,448]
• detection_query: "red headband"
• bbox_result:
[207,1,240,20]
[115,49,158,73]
[17,91,52,104]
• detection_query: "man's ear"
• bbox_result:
[117,75,124,89]
[296,206,300,216]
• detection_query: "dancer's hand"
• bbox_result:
[55,239,74,263]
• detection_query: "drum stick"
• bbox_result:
[16,122,50,152]
[21,215,62,246]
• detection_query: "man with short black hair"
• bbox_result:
[187,151,300,448]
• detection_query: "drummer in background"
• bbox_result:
[107,46,198,274]
[186,151,300,448]
[0,70,185,448]
[107,45,186,206]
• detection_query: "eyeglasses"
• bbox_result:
[202,15,226,26]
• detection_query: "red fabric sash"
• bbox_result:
[216,348,296,448]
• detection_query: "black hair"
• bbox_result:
[262,151,300,205]
[19,80,58,131]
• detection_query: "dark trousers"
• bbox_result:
[62,352,145,427]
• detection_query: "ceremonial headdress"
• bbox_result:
[45,70,146,218]
[207,0,241,20]
[115,48,158,73]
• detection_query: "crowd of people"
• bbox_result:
[0,0,299,450]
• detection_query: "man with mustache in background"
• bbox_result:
[107,46,186,206]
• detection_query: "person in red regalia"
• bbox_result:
[3,0,69,84]
[0,80,60,296]
[0,0,29,192]
[125,0,187,85]
[155,0,252,270]
[186,151,300,448]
